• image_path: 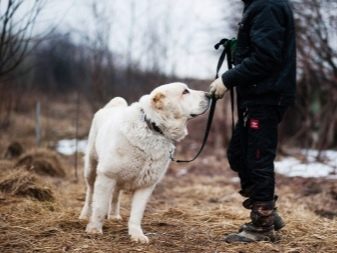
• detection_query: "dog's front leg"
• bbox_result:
[86,172,116,234]
[128,186,155,243]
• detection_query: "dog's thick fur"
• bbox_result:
[79,82,209,243]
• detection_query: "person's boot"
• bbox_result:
[273,207,285,231]
[224,201,276,243]
[241,196,285,231]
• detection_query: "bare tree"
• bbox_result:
[79,0,116,110]
[0,0,45,127]
[0,0,44,77]
[291,0,337,149]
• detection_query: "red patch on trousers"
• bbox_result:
[256,149,261,159]
[250,119,260,129]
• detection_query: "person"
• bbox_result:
[209,0,296,243]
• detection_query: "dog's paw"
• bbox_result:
[108,214,123,221]
[129,226,149,243]
[85,224,103,234]
[130,233,149,244]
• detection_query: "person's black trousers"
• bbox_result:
[227,105,287,202]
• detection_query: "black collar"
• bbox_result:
[141,109,164,135]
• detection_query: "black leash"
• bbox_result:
[215,38,236,131]
[170,38,235,163]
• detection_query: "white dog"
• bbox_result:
[79,82,209,243]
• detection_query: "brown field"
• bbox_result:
[0,94,336,253]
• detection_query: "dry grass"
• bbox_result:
[3,142,25,159]
[15,148,66,178]
[0,160,15,176]
[0,169,54,201]
[0,172,336,253]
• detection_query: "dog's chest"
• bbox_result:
[115,110,174,189]
[116,142,171,190]
[114,133,174,190]
[133,153,170,188]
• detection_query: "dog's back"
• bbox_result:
[104,97,128,109]
[87,97,128,156]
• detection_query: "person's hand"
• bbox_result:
[209,77,226,99]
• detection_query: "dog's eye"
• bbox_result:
[182,89,190,95]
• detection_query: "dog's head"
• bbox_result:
[140,82,210,142]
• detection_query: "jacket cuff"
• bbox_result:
[221,70,236,89]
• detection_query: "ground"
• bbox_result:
[0,94,336,253]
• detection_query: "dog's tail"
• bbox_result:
[104,97,128,108]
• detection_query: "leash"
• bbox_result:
[215,38,236,131]
[170,38,236,163]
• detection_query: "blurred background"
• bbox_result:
[0,0,336,152]
[0,0,337,185]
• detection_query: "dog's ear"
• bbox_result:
[152,92,166,110]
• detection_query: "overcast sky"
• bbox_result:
[19,0,241,79]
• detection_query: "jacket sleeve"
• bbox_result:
[222,4,286,88]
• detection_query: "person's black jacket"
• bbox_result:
[222,0,296,106]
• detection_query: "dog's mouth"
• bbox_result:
[190,108,208,118]
[189,99,211,118]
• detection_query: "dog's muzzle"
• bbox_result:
[190,96,211,118]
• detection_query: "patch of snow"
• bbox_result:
[56,139,88,156]
[176,168,188,177]
[275,149,337,179]
[230,177,240,183]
